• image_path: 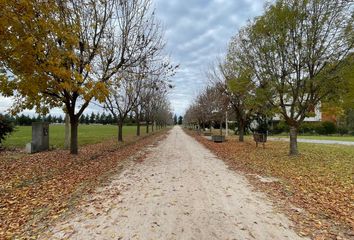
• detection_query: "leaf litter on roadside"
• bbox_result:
[186,130,354,240]
[0,131,167,239]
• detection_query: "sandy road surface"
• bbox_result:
[43,126,306,240]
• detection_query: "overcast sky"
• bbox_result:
[155,0,267,116]
[0,0,267,117]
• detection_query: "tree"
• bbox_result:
[0,0,164,154]
[238,0,353,155]
[95,113,101,124]
[211,53,270,141]
[84,114,90,125]
[184,85,229,134]
[178,116,183,125]
[16,114,34,126]
[149,90,172,131]
[57,115,63,124]
[89,113,96,124]
[46,114,53,123]
[106,114,113,125]
[154,96,173,128]
[339,53,354,110]
[0,114,14,148]
[173,114,178,125]
[105,68,145,141]
[132,52,176,136]
[100,113,106,125]
[79,115,85,124]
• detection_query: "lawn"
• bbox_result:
[3,124,147,149]
[196,128,354,142]
[272,134,354,142]
[189,130,354,239]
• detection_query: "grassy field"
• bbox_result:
[202,129,354,142]
[3,124,148,148]
[272,134,354,142]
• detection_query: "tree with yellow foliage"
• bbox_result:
[0,0,163,154]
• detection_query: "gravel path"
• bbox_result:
[268,137,354,146]
[43,126,306,240]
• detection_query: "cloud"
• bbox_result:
[155,0,267,116]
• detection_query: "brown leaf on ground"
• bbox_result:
[0,130,168,239]
[186,130,354,240]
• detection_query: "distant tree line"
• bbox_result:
[5,114,64,126]
[4,112,158,126]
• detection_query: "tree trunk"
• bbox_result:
[146,121,149,134]
[70,117,79,154]
[238,121,244,142]
[64,113,70,150]
[118,122,123,142]
[152,121,154,132]
[289,126,298,155]
[137,120,140,136]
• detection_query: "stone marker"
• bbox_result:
[26,122,49,153]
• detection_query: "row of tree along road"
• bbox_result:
[0,0,177,154]
[184,0,353,155]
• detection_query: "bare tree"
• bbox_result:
[105,68,144,141]
[135,59,176,134]
[104,39,176,141]
[184,85,229,135]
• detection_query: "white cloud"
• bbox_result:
[153,0,267,116]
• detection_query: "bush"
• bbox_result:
[337,126,349,135]
[272,121,338,135]
[271,121,289,134]
[318,121,337,135]
[299,122,319,134]
[0,114,15,147]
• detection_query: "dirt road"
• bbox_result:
[44,126,306,240]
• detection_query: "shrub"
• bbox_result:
[299,122,318,134]
[337,126,349,135]
[271,121,289,134]
[317,121,337,135]
[0,114,15,147]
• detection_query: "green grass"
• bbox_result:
[201,129,354,142]
[3,124,148,149]
[272,134,354,142]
